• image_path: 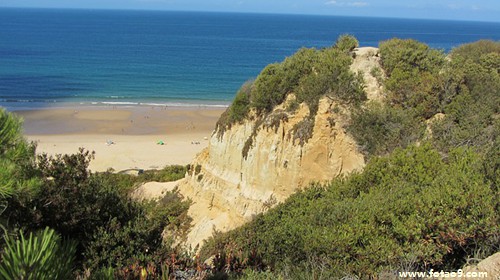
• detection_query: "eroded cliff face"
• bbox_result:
[175,47,384,248]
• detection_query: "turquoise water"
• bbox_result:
[1,8,499,110]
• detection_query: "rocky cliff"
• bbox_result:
[170,47,385,248]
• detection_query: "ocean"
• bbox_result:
[1,8,499,110]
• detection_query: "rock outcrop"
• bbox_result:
[350,47,385,101]
[460,252,500,280]
[163,47,385,248]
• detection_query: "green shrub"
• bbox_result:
[379,38,445,118]
[140,165,187,183]
[450,40,500,65]
[216,80,253,137]
[349,103,424,157]
[229,80,252,122]
[250,63,287,113]
[479,52,500,73]
[3,148,192,278]
[279,48,319,103]
[0,227,76,280]
[83,217,167,271]
[0,109,39,199]
[379,38,444,76]
[238,269,284,280]
[431,45,499,155]
[0,108,23,156]
[335,34,359,53]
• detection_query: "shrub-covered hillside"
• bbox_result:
[201,38,500,279]
[350,38,499,158]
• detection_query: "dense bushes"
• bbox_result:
[3,148,192,277]
[216,80,253,137]
[201,145,499,278]
[431,40,500,154]
[379,38,445,118]
[295,47,365,115]
[335,34,359,53]
[348,103,424,157]
[450,40,500,65]
[251,63,288,114]
[350,39,499,158]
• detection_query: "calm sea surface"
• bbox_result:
[1,8,499,110]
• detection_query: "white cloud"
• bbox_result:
[325,0,369,7]
[351,2,368,7]
[447,3,481,11]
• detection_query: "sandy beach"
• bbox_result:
[15,105,225,172]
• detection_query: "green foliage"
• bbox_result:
[3,148,192,277]
[296,47,365,115]
[0,109,39,190]
[483,138,500,190]
[280,48,318,92]
[0,108,23,156]
[450,40,500,65]
[370,66,384,84]
[353,39,498,159]
[229,80,252,123]
[431,41,499,154]
[0,227,76,280]
[379,38,445,118]
[349,103,424,157]
[251,63,287,114]
[379,38,444,76]
[335,34,359,53]
[216,80,253,137]
[12,150,137,242]
[84,217,167,271]
[201,145,499,277]
[139,165,187,183]
[96,164,187,194]
[0,109,40,234]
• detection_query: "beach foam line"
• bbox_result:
[101,101,139,106]
[1,99,230,111]
[96,101,230,108]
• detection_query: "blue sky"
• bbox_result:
[1,0,500,22]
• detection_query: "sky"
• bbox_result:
[1,0,500,22]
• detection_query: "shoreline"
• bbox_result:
[15,105,225,172]
[1,100,231,113]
